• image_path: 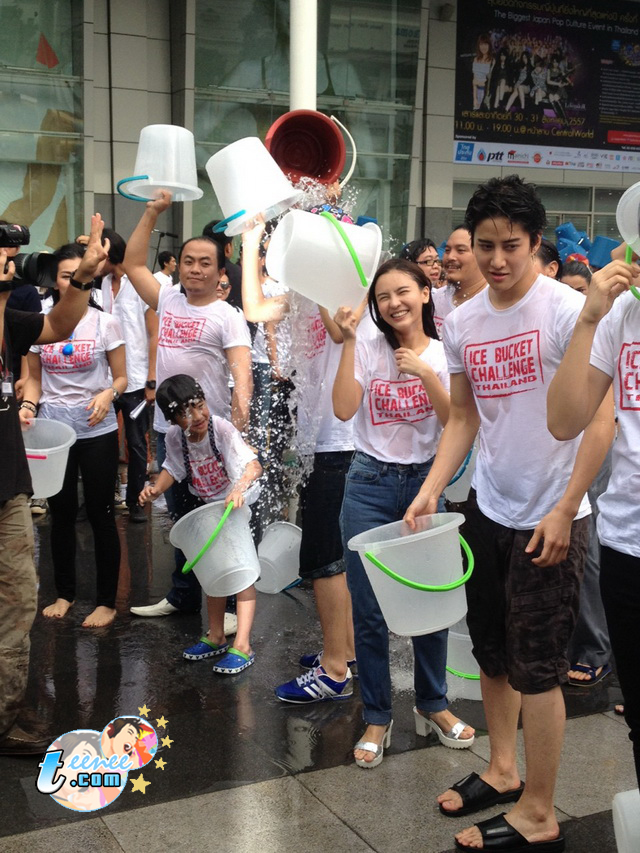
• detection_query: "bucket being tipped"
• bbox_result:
[446,617,482,701]
[255,522,302,594]
[205,137,303,236]
[266,209,382,313]
[347,513,471,637]
[265,110,346,185]
[169,502,260,597]
[22,418,77,499]
[117,125,203,202]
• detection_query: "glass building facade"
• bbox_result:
[193,0,422,246]
[0,0,84,251]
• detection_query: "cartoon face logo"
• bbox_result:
[38,729,127,812]
[100,717,158,768]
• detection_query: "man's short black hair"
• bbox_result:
[399,238,437,263]
[158,250,175,269]
[156,374,206,422]
[178,236,224,269]
[202,220,233,248]
[102,228,126,265]
[536,237,563,279]
[464,175,547,245]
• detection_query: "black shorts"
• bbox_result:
[461,489,589,694]
[299,451,353,580]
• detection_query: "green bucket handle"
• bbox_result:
[445,665,480,681]
[181,501,234,575]
[117,175,151,202]
[319,210,368,289]
[363,533,474,592]
[625,245,640,301]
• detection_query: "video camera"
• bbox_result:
[0,223,57,289]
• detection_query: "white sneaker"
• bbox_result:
[130,598,179,617]
[224,612,238,636]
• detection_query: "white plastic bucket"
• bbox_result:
[22,418,76,499]
[169,502,260,597]
[255,522,302,594]
[347,513,470,637]
[118,125,203,202]
[266,209,382,314]
[613,789,640,853]
[446,617,482,701]
[616,181,640,253]
[205,137,303,236]
[444,444,478,504]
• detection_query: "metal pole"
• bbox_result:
[290,0,317,110]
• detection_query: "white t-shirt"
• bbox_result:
[352,333,449,464]
[432,286,455,339]
[154,287,251,433]
[31,307,124,438]
[590,291,640,557]
[162,416,259,503]
[295,305,355,455]
[443,274,591,529]
[101,273,149,392]
[154,270,174,288]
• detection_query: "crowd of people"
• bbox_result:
[1,174,638,853]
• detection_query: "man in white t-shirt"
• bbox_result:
[101,229,158,523]
[405,176,614,852]
[432,226,487,338]
[153,250,176,288]
[548,252,640,790]
[123,192,253,618]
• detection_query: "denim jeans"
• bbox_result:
[340,451,448,725]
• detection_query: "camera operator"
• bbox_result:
[0,213,109,756]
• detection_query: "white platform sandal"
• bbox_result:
[413,707,475,749]
[354,720,393,768]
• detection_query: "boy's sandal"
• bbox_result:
[454,813,565,851]
[212,647,255,675]
[439,772,525,818]
[567,662,611,687]
[183,637,229,660]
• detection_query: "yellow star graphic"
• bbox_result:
[138,704,150,717]
[161,736,173,748]
[155,757,167,770]
[155,715,168,729]
[130,773,151,794]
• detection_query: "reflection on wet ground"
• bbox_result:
[3,505,626,843]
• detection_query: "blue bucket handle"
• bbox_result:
[213,210,247,233]
[117,175,152,202]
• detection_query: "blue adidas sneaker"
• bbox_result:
[299,651,358,678]
[275,665,353,704]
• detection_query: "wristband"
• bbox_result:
[112,386,121,402]
[145,380,156,390]
[69,277,94,291]
[20,401,36,413]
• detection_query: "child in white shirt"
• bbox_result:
[139,375,262,674]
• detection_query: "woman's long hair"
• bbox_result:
[368,258,439,351]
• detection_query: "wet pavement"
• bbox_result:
[1,504,633,852]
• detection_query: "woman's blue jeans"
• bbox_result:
[340,451,448,725]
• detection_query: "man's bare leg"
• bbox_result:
[438,672,522,814]
[315,574,354,681]
[454,686,565,848]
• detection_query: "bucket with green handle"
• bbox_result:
[169,501,260,597]
[347,513,472,636]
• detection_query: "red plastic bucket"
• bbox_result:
[265,110,346,185]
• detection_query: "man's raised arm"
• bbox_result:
[123,191,173,312]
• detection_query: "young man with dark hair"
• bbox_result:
[154,251,176,287]
[405,175,614,852]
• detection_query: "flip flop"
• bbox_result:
[454,812,565,851]
[439,772,525,818]
[567,662,611,688]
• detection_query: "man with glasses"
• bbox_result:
[400,238,443,288]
